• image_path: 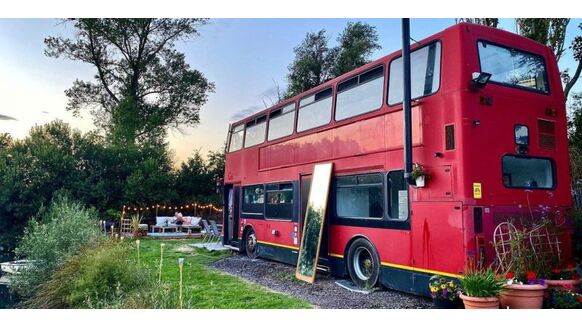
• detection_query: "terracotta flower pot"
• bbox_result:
[544,279,581,292]
[499,284,547,309]
[459,293,500,309]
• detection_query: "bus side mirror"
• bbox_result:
[471,72,492,91]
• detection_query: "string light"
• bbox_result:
[122,202,222,213]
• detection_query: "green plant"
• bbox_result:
[24,239,151,309]
[460,267,505,298]
[550,290,582,309]
[429,275,459,301]
[410,163,426,180]
[130,214,143,234]
[495,218,563,284]
[11,196,102,298]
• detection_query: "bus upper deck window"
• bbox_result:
[478,41,549,93]
[228,124,244,152]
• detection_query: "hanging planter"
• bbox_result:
[411,163,428,188]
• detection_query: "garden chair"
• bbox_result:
[209,220,223,245]
[200,219,214,244]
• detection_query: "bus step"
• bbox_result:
[223,245,240,252]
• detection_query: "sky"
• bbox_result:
[1,18,581,164]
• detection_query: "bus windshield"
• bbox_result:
[478,40,549,93]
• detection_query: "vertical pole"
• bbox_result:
[159,243,165,283]
[402,18,413,183]
[178,258,184,309]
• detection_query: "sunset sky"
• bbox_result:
[1,18,581,163]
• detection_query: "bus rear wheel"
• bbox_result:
[244,228,258,259]
[347,238,380,288]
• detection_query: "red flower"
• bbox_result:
[552,268,561,274]
[526,271,537,281]
[506,272,515,279]
[566,263,576,270]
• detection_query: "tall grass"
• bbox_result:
[11,196,102,298]
[24,240,150,309]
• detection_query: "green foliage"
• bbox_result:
[0,120,224,250]
[27,239,310,309]
[550,290,582,309]
[516,18,569,62]
[286,30,334,98]
[11,197,102,298]
[24,240,149,309]
[44,19,215,144]
[456,18,499,28]
[286,21,381,97]
[330,22,381,77]
[460,267,505,298]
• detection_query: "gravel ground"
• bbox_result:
[211,254,432,309]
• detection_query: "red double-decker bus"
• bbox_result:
[221,22,573,296]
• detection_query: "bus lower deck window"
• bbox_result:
[335,173,384,219]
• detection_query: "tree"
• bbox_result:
[514,19,582,101]
[516,19,570,62]
[44,19,215,144]
[286,30,334,98]
[286,22,382,98]
[330,22,381,77]
[456,18,499,28]
[0,132,11,148]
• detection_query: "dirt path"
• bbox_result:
[212,255,432,309]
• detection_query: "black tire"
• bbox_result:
[346,238,380,288]
[244,228,258,259]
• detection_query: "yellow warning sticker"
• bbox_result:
[473,183,482,199]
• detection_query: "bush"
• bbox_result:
[11,197,102,298]
[24,240,150,309]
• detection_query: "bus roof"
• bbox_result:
[228,22,552,128]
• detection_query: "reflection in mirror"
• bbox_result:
[295,163,333,283]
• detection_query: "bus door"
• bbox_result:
[223,184,241,247]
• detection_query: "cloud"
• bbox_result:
[0,114,17,121]
[230,105,262,121]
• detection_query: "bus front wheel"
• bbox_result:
[346,238,380,288]
[244,228,258,259]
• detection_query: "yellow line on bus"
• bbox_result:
[328,253,460,278]
[257,240,299,250]
[380,261,462,279]
[263,243,461,278]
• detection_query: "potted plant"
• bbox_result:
[411,163,427,187]
[501,270,547,309]
[459,267,505,309]
[429,275,461,309]
[545,265,581,292]
[130,214,143,237]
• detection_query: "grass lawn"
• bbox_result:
[133,238,311,309]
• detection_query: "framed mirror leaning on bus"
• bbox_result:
[295,163,333,283]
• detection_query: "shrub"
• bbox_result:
[24,240,150,308]
[11,196,102,298]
